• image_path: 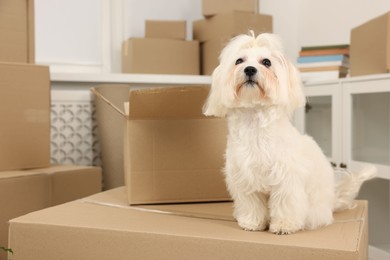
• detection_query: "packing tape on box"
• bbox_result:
[81,198,235,222]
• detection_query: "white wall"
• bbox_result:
[35,0,390,72]
[261,0,390,62]
[35,0,104,73]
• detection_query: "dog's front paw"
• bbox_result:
[269,219,301,235]
[238,221,267,231]
[237,216,268,231]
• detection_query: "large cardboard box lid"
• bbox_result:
[0,62,50,171]
[0,0,35,63]
[350,12,390,76]
[193,11,272,43]
[9,187,368,260]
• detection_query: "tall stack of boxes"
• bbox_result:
[0,1,102,257]
[193,0,273,75]
[122,20,199,75]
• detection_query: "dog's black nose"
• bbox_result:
[244,66,257,77]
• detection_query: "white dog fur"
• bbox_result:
[203,32,376,235]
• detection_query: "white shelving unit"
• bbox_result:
[299,74,390,260]
[51,73,212,86]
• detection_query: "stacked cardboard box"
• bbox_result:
[122,20,199,75]
[0,165,102,259]
[0,2,103,258]
[0,0,35,63]
[8,187,369,260]
[0,63,103,259]
[193,0,273,75]
[350,11,390,76]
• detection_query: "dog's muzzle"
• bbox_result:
[243,66,259,87]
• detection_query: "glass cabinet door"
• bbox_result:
[344,78,390,180]
[303,84,342,165]
[351,92,390,166]
[305,96,332,157]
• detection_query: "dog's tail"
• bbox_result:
[333,165,376,212]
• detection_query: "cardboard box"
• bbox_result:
[145,20,186,40]
[193,11,272,43]
[201,38,227,75]
[202,0,259,17]
[9,187,369,260]
[0,63,50,171]
[28,165,102,206]
[350,12,390,76]
[0,165,102,258]
[0,0,35,63]
[122,38,200,75]
[0,171,50,260]
[92,86,230,205]
[93,85,130,190]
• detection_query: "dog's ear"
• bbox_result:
[276,53,306,114]
[287,60,306,111]
[203,65,228,117]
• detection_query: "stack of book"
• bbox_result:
[297,44,350,82]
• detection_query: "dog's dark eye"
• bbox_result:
[235,58,244,65]
[262,58,272,68]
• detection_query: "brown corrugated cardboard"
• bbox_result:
[92,86,230,205]
[9,187,369,260]
[122,38,200,75]
[0,171,50,260]
[202,0,259,17]
[0,165,102,258]
[28,165,102,206]
[0,63,50,171]
[193,11,272,43]
[94,85,130,190]
[201,38,228,75]
[0,0,35,63]
[145,20,187,40]
[350,12,390,76]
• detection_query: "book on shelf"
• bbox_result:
[297,54,349,64]
[300,69,348,82]
[299,66,348,73]
[299,44,349,57]
[296,59,350,69]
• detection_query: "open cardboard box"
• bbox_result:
[8,187,369,260]
[92,86,230,205]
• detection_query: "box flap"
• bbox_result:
[128,87,210,119]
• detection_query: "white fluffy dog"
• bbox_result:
[203,32,376,235]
